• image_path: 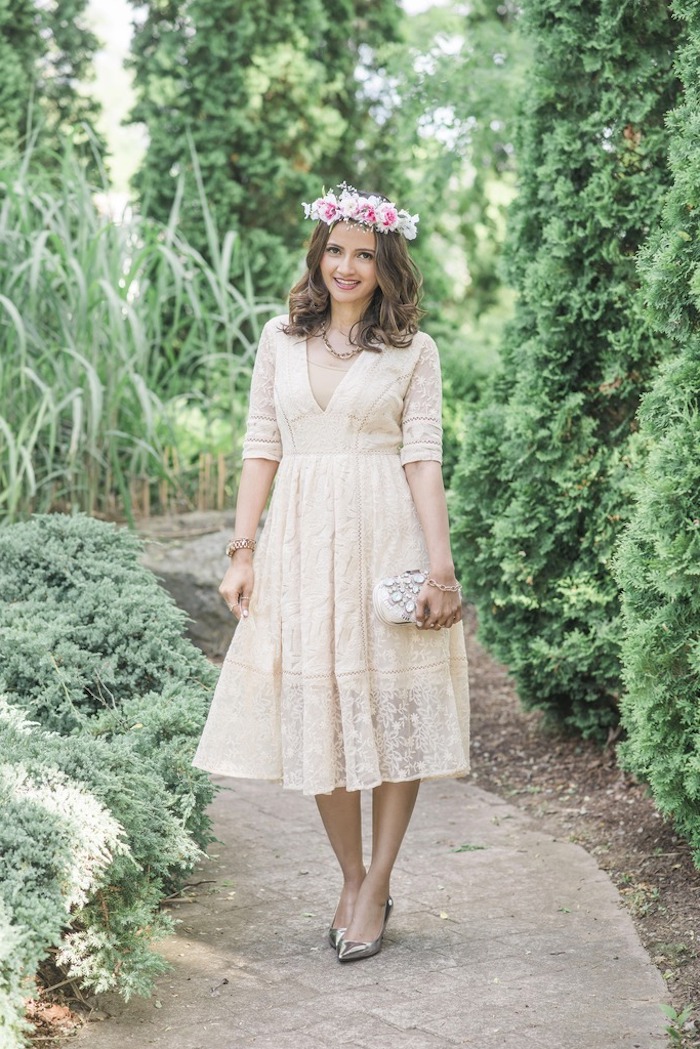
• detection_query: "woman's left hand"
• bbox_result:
[415,577,462,631]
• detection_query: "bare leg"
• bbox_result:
[343,779,420,942]
[315,787,366,928]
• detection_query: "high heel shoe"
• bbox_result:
[336,897,393,962]
[328,925,346,949]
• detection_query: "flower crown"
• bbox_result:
[302,183,419,240]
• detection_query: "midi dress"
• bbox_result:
[191,315,470,796]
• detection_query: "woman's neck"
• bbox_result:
[328,304,365,334]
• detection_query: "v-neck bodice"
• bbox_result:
[240,315,444,462]
[305,341,367,413]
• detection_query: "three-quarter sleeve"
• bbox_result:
[241,320,283,462]
[399,334,443,466]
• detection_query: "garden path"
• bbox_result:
[73,774,668,1048]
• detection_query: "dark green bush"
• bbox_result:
[450,0,680,737]
[615,0,700,863]
[0,515,218,1045]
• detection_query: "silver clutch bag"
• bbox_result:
[372,569,429,625]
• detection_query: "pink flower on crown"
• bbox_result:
[377,203,399,229]
[316,197,339,222]
[357,201,378,225]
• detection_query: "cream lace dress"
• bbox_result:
[191,315,470,795]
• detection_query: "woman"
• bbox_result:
[192,184,470,963]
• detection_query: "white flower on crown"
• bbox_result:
[302,183,419,240]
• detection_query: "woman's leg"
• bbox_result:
[343,779,420,942]
[315,787,366,928]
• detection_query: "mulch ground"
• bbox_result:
[463,605,700,1045]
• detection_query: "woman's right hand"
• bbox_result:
[219,557,255,621]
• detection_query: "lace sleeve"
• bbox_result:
[399,334,443,466]
[241,321,283,462]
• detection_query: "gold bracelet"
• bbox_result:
[225,537,256,558]
[427,577,461,593]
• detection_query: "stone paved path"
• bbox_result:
[74,777,668,1049]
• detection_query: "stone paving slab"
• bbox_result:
[74,778,669,1049]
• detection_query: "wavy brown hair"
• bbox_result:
[283,191,424,351]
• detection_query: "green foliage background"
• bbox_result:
[0,0,104,162]
[126,0,403,298]
[450,0,681,737]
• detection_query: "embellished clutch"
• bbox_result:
[372,569,429,625]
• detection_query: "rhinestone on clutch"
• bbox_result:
[372,569,428,625]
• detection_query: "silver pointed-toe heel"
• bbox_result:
[328,926,347,949]
[336,896,393,963]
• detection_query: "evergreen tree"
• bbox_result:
[0,0,102,161]
[450,0,680,737]
[615,1,700,860]
[0,0,37,156]
[126,0,402,298]
[39,0,104,156]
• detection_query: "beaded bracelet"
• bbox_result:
[427,577,462,593]
[225,537,256,558]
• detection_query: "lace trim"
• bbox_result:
[223,656,468,678]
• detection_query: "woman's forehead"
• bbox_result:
[328,221,377,250]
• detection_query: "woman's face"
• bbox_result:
[319,221,378,314]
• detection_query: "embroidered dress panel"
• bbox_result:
[192,315,470,795]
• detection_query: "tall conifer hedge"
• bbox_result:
[615,1,700,861]
[450,0,680,736]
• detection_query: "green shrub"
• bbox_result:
[0,515,218,1044]
[615,1,700,863]
[0,514,217,734]
[0,702,128,1046]
[450,0,680,737]
[437,316,504,491]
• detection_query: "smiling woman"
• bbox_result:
[286,187,423,351]
[191,181,469,966]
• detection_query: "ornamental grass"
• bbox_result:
[0,141,276,523]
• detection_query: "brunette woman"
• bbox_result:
[192,184,469,962]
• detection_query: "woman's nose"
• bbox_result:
[336,255,355,274]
